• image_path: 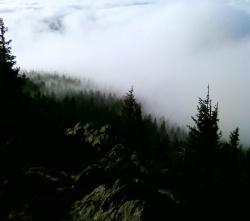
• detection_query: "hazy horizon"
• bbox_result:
[1,0,250,144]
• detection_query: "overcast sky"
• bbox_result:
[1,0,250,144]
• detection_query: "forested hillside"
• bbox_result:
[1,18,250,220]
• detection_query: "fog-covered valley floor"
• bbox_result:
[1,0,250,144]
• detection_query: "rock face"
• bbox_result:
[69,180,145,221]
[74,144,142,189]
[1,123,180,221]
[68,178,179,221]
[66,139,179,221]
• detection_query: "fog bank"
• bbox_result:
[1,0,250,144]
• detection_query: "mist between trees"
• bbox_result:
[1,18,250,220]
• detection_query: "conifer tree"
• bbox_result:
[0,18,26,149]
[183,86,222,202]
[0,18,19,77]
[120,87,143,152]
[229,127,240,149]
[187,86,221,154]
[121,87,142,124]
[0,18,23,97]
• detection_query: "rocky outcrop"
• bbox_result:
[68,180,145,221]
[67,178,179,221]
[1,123,180,221]
[74,144,142,188]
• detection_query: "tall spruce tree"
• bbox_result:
[0,19,18,73]
[182,86,222,205]
[120,87,143,152]
[121,87,142,124]
[0,18,23,97]
[229,127,240,149]
[187,86,221,156]
[0,18,26,149]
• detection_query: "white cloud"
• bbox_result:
[1,0,250,144]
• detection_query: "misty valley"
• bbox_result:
[1,8,250,221]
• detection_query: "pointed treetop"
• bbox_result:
[0,18,17,71]
[0,18,23,97]
[127,86,134,96]
[0,18,4,29]
[188,86,221,151]
[207,84,210,98]
[229,127,240,149]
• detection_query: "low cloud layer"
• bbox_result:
[1,0,250,144]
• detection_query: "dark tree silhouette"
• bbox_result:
[120,87,143,153]
[121,87,142,124]
[0,19,29,186]
[181,86,223,210]
[0,18,25,97]
[187,85,221,154]
[0,18,18,73]
[229,127,240,149]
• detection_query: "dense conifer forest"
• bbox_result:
[1,18,250,220]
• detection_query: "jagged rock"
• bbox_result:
[67,179,179,221]
[98,144,141,174]
[0,122,180,221]
[74,144,142,192]
[67,180,145,221]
